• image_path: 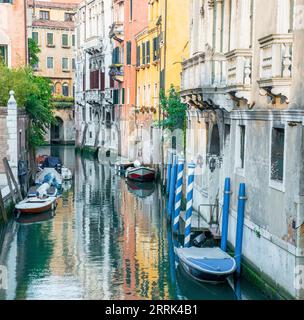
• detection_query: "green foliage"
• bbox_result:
[51,95,74,108]
[0,63,55,147]
[28,38,41,68]
[157,85,187,132]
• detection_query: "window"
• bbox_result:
[62,34,69,47]
[113,89,120,105]
[154,83,158,107]
[239,125,245,169]
[32,32,39,44]
[112,47,120,64]
[153,37,159,61]
[62,58,69,70]
[47,33,54,46]
[136,45,140,67]
[47,57,54,69]
[72,58,76,70]
[271,127,285,182]
[130,0,133,21]
[0,0,13,3]
[0,45,8,65]
[142,42,146,65]
[72,34,76,47]
[225,124,231,145]
[121,88,125,105]
[100,71,105,91]
[62,83,69,97]
[39,10,50,20]
[146,41,150,64]
[64,12,74,22]
[90,70,99,89]
[50,84,55,94]
[126,41,132,65]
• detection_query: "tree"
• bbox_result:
[157,85,187,132]
[0,63,55,147]
[28,38,41,68]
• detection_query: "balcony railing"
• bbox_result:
[258,34,293,101]
[225,49,252,102]
[86,89,104,104]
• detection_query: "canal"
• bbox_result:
[0,146,270,300]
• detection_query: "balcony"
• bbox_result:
[86,89,104,105]
[225,49,252,103]
[258,34,293,103]
[109,22,124,43]
[109,64,124,83]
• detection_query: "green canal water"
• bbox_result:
[0,146,270,300]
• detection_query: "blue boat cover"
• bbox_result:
[188,258,235,273]
[42,157,62,169]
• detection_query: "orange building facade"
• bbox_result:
[120,0,148,159]
[0,0,27,67]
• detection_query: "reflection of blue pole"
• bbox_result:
[173,158,184,234]
[235,183,246,277]
[166,151,173,195]
[221,178,231,252]
[167,155,178,219]
[234,276,242,300]
[184,161,196,248]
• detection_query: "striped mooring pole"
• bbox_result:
[173,158,185,233]
[167,155,178,219]
[184,161,196,248]
[235,183,247,277]
[166,151,173,195]
[220,177,231,252]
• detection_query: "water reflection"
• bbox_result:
[0,146,269,300]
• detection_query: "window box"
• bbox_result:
[47,44,55,48]
[62,45,71,49]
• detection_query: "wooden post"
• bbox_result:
[3,157,22,202]
[0,188,8,223]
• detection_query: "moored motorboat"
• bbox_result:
[15,196,57,214]
[125,161,156,182]
[175,247,236,283]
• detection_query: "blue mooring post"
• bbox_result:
[184,161,196,248]
[167,155,178,219]
[173,158,185,233]
[221,178,231,252]
[235,183,246,277]
[166,151,173,195]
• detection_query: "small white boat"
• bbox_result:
[15,196,57,215]
[175,247,236,283]
[125,161,156,182]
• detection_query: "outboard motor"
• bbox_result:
[56,163,62,174]
[193,233,207,247]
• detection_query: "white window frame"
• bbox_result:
[46,56,54,69]
[62,57,69,71]
[234,122,246,177]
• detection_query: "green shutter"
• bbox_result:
[136,46,140,66]
[142,42,146,65]
[127,41,132,65]
[146,41,150,63]
[122,88,125,104]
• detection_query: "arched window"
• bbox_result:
[50,84,55,94]
[62,83,69,97]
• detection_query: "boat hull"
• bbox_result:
[15,197,57,215]
[126,167,156,182]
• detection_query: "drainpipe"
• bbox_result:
[24,0,28,65]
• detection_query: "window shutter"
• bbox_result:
[127,41,132,65]
[136,46,140,66]
[100,72,105,91]
[146,41,150,64]
[142,42,146,65]
[121,88,125,105]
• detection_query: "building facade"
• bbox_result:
[0,0,28,67]
[181,0,304,299]
[27,0,79,144]
[75,0,117,155]
[119,0,148,160]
